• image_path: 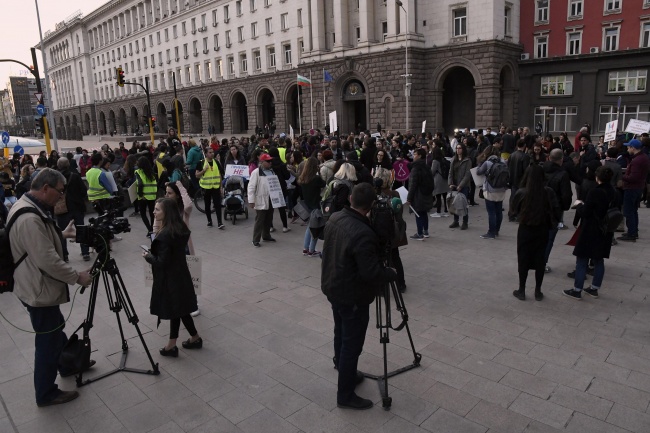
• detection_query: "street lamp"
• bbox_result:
[34,0,59,151]
[396,0,410,132]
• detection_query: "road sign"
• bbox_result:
[34,92,43,104]
[14,145,24,156]
[1,131,9,145]
[36,104,46,116]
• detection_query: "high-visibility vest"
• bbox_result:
[199,159,221,189]
[135,169,157,200]
[278,147,287,163]
[86,167,111,201]
[155,152,166,178]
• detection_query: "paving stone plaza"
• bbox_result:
[1,149,650,432]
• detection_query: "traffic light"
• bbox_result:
[116,67,125,87]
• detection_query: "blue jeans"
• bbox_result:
[57,211,90,257]
[303,226,318,253]
[415,211,428,235]
[330,301,369,403]
[623,188,642,236]
[574,257,605,291]
[453,187,470,224]
[545,228,559,264]
[22,303,68,405]
[484,199,503,236]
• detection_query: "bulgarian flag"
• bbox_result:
[297,74,312,87]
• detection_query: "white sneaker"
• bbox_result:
[430,212,442,218]
[282,227,291,233]
[441,212,450,217]
[190,309,200,317]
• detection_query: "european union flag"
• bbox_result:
[324,70,334,83]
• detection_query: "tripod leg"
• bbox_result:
[390,281,422,366]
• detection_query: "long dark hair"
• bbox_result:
[298,157,319,185]
[166,182,184,212]
[453,143,468,161]
[137,156,155,180]
[519,164,549,226]
[156,198,189,239]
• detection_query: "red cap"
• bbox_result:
[259,153,273,161]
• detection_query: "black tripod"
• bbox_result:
[363,246,421,410]
[75,242,160,387]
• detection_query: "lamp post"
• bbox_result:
[396,0,410,132]
[34,0,59,151]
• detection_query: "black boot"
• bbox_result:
[512,289,525,300]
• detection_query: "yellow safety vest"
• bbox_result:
[278,147,287,163]
[86,167,111,201]
[155,152,166,178]
[135,169,158,200]
[199,159,222,189]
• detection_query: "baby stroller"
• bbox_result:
[222,175,249,225]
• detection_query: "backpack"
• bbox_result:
[0,207,41,293]
[486,160,510,189]
[599,201,624,234]
[321,179,353,219]
[439,158,451,180]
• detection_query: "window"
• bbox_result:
[608,70,647,93]
[504,5,512,36]
[453,8,467,37]
[182,22,186,35]
[569,0,583,17]
[193,41,198,55]
[605,0,621,12]
[283,44,291,65]
[158,52,162,64]
[226,30,231,46]
[212,9,218,26]
[355,27,361,43]
[536,0,549,22]
[535,35,548,58]
[250,0,257,11]
[541,75,573,96]
[381,21,388,42]
[281,13,288,30]
[264,0,271,6]
[214,34,220,49]
[224,5,230,22]
[268,46,276,67]
[534,106,578,132]
[236,0,242,16]
[165,29,169,41]
[144,57,148,68]
[156,32,161,45]
[216,58,223,77]
[185,66,191,83]
[642,22,650,48]
[173,25,178,38]
[297,9,302,27]
[240,53,247,73]
[203,37,208,52]
[254,50,261,70]
[195,63,201,81]
[191,18,196,32]
[604,27,619,52]
[567,32,581,55]
[166,49,171,62]
[265,18,272,34]
[600,104,650,131]
[205,61,212,80]
[238,26,244,42]
[183,44,188,57]
[174,46,179,59]
[228,56,235,76]
[251,22,258,38]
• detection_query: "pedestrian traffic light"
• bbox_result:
[116,67,125,87]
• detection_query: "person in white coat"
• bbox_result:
[247,153,276,247]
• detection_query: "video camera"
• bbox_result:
[76,196,130,248]
[370,192,404,250]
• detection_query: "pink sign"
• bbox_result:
[393,160,410,182]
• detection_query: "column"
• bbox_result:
[386,0,398,42]
[333,0,350,48]
[399,0,416,37]
[358,0,376,45]
[309,0,326,52]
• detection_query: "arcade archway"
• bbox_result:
[189,97,203,134]
[208,95,224,133]
[442,67,476,133]
[231,92,248,133]
[340,79,368,134]
[257,88,275,129]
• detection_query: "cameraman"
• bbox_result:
[321,183,397,410]
[8,168,92,407]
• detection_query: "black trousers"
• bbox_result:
[139,199,155,232]
[253,207,274,242]
[203,187,223,225]
[169,315,198,339]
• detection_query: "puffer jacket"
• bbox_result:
[321,207,397,306]
[8,195,79,307]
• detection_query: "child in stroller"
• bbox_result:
[222,175,248,224]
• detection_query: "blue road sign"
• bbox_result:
[36,104,46,116]
[14,145,24,156]
[1,131,9,146]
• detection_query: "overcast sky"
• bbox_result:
[1,0,107,90]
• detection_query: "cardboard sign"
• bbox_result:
[329,111,338,133]
[127,182,137,204]
[422,120,427,134]
[144,255,202,294]
[393,160,410,182]
[290,125,294,138]
[396,186,408,204]
[224,164,250,179]
[264,175,286,208]
[604,120,618,142]
[625,119,650,135]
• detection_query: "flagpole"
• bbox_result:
[323,68,327,130]
[297,79,302,136]
[310,71,314,130]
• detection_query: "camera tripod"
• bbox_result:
[363,247,422,410]
[75,240,160,387]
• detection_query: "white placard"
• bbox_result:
[422,120,427,133]
[144,255,202,294]
[264,175,286,208]
[329,111,338,133]
[604,119,618,142]
[470,167,485,187]
[396,186,409,204]
[625,119,650,135]
[224,164,250,179]
[371,132,382,138]
[290,125,294,138]
[127,182,137,204]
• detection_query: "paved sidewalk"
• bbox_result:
[1,202,650,433]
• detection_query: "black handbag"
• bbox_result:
[59,323,91,376]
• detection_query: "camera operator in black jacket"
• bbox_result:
[321,183,397,410]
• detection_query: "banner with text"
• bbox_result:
[224,164,250,179]
[264,175,286,208]
[625,119,650,135]
[604,120,618,142]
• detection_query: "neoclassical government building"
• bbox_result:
[40,0,522,139]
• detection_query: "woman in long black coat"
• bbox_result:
[564,166,617,300]
[144,198,202,357]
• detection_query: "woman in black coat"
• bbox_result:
[510,165,560,301]
[406,149,435,240]
[564,166,617,300]
[268,147,291,232]
[144,198,202,357]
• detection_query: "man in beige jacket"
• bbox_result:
[8,168,92,407]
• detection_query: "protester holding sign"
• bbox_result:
[247,153,280,247]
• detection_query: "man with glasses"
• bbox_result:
[7,168,92,407]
